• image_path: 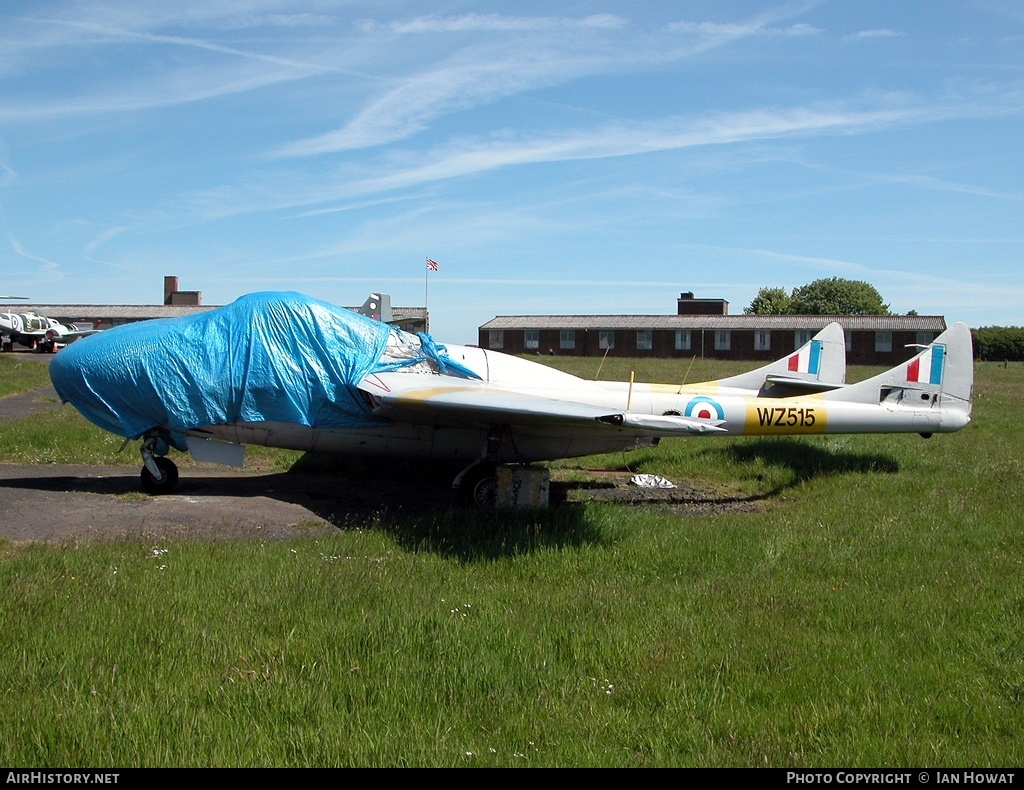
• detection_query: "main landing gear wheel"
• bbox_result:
[141,456,179,494]
[458,463,498,508]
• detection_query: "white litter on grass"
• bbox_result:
[629,474,676,489]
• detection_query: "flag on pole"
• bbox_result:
[426,257,439,271]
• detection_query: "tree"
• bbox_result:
[744,287,793,315]
[788,277,891,315]
[972,326,1024,361]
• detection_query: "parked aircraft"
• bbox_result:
[49,292,972,505]
[0,309,97,352]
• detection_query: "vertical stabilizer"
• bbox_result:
[357,293,393,323]
[716,322,847,395]
[822,323,973,429]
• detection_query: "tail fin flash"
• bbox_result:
[822,323,973,431]
[717,322,847,396]
[905,344,945,386]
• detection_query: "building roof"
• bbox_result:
[380,307,427,322]
[480,314,947,332]
[12,304,427,322]
[15,305,215,320]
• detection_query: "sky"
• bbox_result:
[1,0,1022,343]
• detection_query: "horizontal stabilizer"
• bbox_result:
[762,374,846,395]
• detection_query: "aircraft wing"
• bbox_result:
[358,372,726,436]
[55,328,101,341]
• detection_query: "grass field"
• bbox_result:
[0,353,1022,767]
[0,354,53,397]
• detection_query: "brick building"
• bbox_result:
[478,293,947,366]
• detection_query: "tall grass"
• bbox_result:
[0,361,1021,766]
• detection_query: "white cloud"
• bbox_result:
[846,29,904,41]
[175,86,1024,224]
[363,13,627,34]
[0,63,309,122]
[6,230,61,273]
[276,6,831,158]
[275,49,600,156]
[338,103,933,197]
[669,20,821,38]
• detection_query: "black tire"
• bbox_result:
[459,464,498,508]
[141,457,179,494]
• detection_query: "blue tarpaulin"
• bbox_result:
[50,292,478,439]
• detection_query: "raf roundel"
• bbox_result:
[684,396,725,422]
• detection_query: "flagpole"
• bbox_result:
[424,257,438,333]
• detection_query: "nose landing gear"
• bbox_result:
[139,431,180,494]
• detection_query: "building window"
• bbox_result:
[599,331,615,350]
[875,331,892,353]
[489,330,503,349]
[794,330,812,349]
[560,330,575,350]
[917,331,935,346]
[636,330,653,350]
[675,330,691,351]
[524,329,540,350]
[715,330,731,351]
[754,330,771,352]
